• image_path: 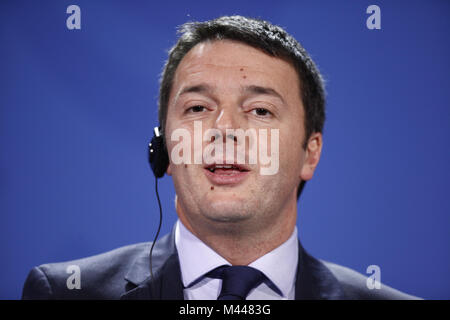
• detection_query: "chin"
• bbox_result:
[201,200,253,224]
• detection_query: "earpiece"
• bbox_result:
[148,126,169,178]
[148,126,169,279]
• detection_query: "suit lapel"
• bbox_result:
[121,228,184,300]
[121,226,345,300]
[295,240,345,300]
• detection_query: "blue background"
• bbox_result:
[1,0,449,299]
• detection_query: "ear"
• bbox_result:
[299,132,323,181]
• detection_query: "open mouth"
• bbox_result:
[204,164,250,174]
[203,163,250,185]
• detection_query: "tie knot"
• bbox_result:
[207,265,266,300]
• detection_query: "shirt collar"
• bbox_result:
[175,219,298,298]
[248,227,298,298]
[175,220,230,288]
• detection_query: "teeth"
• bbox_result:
[207,165,242,172]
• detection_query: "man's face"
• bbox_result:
[165,40,321,234]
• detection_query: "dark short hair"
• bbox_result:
[158,15,326,200]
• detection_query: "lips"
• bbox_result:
[204,163,249,173]
[203,163,250,185]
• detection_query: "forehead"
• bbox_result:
[171,40,300,98]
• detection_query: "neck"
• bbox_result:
[176,196,297,266]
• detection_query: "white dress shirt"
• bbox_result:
[174,219,298,300]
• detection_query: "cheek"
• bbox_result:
[170,165,201,197]
[279,130,304,173]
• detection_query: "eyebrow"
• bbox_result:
[242,85,286,104]
[179,84,215,96]
[177,83,285,104]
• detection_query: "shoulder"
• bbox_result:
[22,242,151,300]
[321,260,421,300]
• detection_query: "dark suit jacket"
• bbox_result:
[22,228,419,300]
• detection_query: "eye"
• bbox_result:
[251,107,272,117]
[186,105,207,113]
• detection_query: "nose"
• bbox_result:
[213,107,240,144]
[214,107,239,131]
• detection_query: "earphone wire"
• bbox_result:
[149,176,163,280]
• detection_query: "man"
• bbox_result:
[22,16,418,300]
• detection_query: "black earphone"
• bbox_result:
[148,126,169,279]
[148,126,169,178]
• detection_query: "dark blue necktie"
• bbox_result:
[207,265,266,300]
